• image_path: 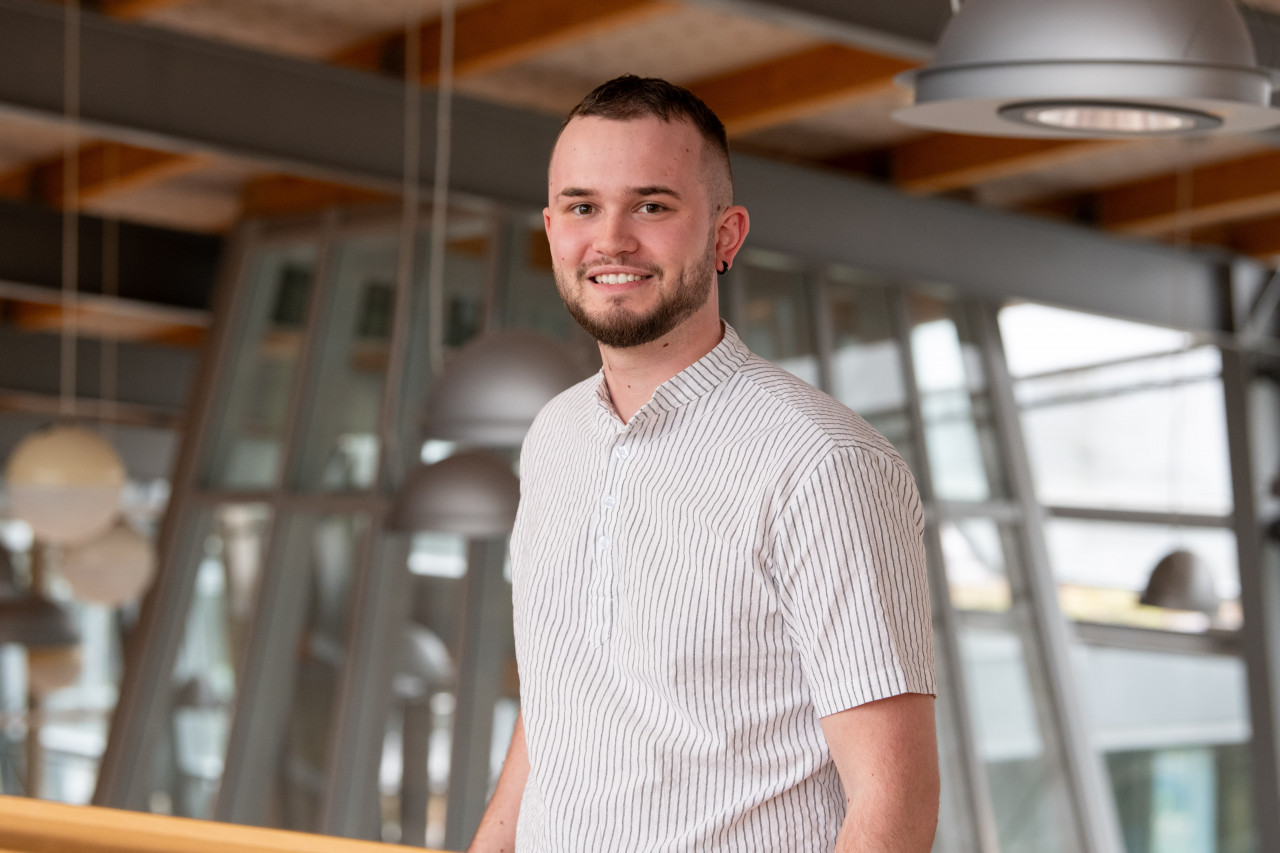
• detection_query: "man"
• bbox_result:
[470,75,938,853]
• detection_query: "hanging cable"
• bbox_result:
[101,145,119,436]
[426,0,456,376]
[60,0,81,419]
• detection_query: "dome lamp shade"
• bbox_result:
[1140,548,1221,615]
[422,330,586,446]
[895,0,1280,138]
[4,425,126,545]
[389,450,519,536]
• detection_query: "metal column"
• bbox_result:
[1221,342,1280,853]
[975,304,1125,853]
[891,290,1001,853]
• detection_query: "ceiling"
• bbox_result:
[4,0,1280,303]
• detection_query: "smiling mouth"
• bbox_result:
[591,273,650,285]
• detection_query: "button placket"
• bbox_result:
[589,434,631,644]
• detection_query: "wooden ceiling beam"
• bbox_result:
[94,0,192,19]
[1210,213,1280,260]
[0,141,205,209]
[2,296,208,346]
[891,134,1122,195]
[1097,151,1280,236]
[240,175,396,219]
[334,0,672,82]
[688,44,915,137]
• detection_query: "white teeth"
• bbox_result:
[595,273,644,284]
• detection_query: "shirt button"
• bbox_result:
[597,535,610,551]
[614,446,630,460]
[601,495,617,509]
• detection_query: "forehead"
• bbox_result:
[548,115,710,197]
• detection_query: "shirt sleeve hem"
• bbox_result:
[813,666,938,718]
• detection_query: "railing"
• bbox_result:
[0,796,447,853]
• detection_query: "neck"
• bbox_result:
[599,311,724,423]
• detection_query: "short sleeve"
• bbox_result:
[769,447,936,717]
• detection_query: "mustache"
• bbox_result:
[574,258,662,278]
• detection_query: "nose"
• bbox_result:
[591,210,639,259]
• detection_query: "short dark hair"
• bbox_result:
[558,75,733,204]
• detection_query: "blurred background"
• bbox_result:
[1,1,1280,852]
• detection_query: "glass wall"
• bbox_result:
[1000,301,1256,852]
[78,207,1274,853]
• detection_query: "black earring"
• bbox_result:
[717,261,729,276]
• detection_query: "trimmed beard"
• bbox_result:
[556,243,716,349]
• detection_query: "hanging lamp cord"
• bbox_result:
[60,0,81,419]
[426,0,456,376]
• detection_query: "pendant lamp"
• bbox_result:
[5,425,126,545]
[389,450,519,536]
[1140,548,1221,615]
[61,521,156,605]
[422,330,586,446]
[895,0,1280,137]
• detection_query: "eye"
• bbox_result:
[570,203,593,216]
[639,202,666,214]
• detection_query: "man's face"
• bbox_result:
[544,116,722,349]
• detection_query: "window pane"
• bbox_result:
[1017,351,1231,514]
[825,275,916,470]
[1046,519,1240,631]
[999,303,1194,378]
[908,293,1008,502]
[203,244,317,490]
[294,232,398,492]
[274,512,368,831]
[961,626,1077,853]
[740,260,820,386]
[1075,645,1253,853]
[152,503,272,819]
[940,518,1014,612]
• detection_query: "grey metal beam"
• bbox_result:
[890,290,1000,853]
[217,214,344,826]
[734,154,1236,334]
[975,303,1126,853]
[0,0,1257,336]
[212,513,316,825]
[679,0,944,59]
[93,225,256,809]
[444,539,514,851]
[319,534,414,839]
[1221,339,1280,852]
[0,0,556,205]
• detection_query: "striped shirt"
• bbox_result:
[510,323,935,852]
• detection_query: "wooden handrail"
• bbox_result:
[0,796,448,853]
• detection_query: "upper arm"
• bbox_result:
[819,693,940,846]
[769,448,936,715]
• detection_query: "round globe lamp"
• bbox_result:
[61,522,157,606]
[5,425,126,545]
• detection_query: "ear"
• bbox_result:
[714,205,750,271]
[543,206,552,236]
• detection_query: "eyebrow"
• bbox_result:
[556,185,683,201]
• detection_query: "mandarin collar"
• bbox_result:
[592,323,750,426]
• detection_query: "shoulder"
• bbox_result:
[732,353,907,468]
